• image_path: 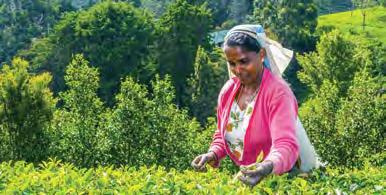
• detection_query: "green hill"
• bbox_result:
[318,6,386,44]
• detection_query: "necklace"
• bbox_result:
[236,72,263,108]
[235,66,264,112]
[231,84,260,124]
[237,84,259,105]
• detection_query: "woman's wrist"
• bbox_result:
[208,150,218,161]
[262,160,274,175]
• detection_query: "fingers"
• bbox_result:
[191,155,202,170]
[241,161,273,177]
[240,163,255,171]
[197,155,208,168]
[198,166,207,172]
[191,154,208,172]
[194,155,202,164]
[241,164,264,177]
[238,174,261,187]
[241,169,259,177]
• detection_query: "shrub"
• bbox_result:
[0,159,384,194]
[45,54,218,170]
[298,30,385,168]
[334,69,384,167]
[99,74,204,170]
[297,30,359,95]
[48,54,105,167]
[0,58,56,162]
[185,47,228,124]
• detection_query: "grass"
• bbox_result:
[318,6,386,44]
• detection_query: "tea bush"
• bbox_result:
[100,74,203,170]
[0,159,384,194]
[47,54,207,170]
[48,54,106,167]
[298,31,385,168]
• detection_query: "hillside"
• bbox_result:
[318,6,386,44]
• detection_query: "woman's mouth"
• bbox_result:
[239,73,249,82]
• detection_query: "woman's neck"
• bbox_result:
[242,67,264,92]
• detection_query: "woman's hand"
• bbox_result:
[191,151,217,172]
[238,160,274,187]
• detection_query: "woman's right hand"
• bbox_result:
[191,151,217,172]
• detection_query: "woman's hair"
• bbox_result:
[222,32,261,53]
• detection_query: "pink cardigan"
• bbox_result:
[208,67,299,175]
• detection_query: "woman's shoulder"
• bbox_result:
[217,77,238,103]
[264,71,297,102]
[220,77,237,94]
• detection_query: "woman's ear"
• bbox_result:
[257,48,266,65]
[260,48,266,59]
[228,62,238,78]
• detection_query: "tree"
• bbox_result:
[315,0,333,14]
[0,0,74,64]
[185,46,228,124]
[314,0,353,15]
[102,74,203,170]
[250,0,318,52]
[140,0,173,17]
[352,0,378,30]
[147,75,200,168]
[298,30,384,95]
[248,0,318,102]
[300,69,384,168]
[100,76,152,166]
[228,0,252,24]
[48,54,105,167]
[156,0,213,106]
[298,30,385,168]
[335,69,384,167]
[0,58,56,162]
[299,80,342,167]
[20,1,156,104]
[297,30,358,95]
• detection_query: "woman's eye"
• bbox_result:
[240,59,248,64]
[229,62,236,67]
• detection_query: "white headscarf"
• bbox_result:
[224,24,294,78]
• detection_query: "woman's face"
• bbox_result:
[224,45,265,85]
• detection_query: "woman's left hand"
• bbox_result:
[238,160,274,187]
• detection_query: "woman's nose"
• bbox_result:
[235,64,242,74]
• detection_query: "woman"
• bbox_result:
[191,24,319,187]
